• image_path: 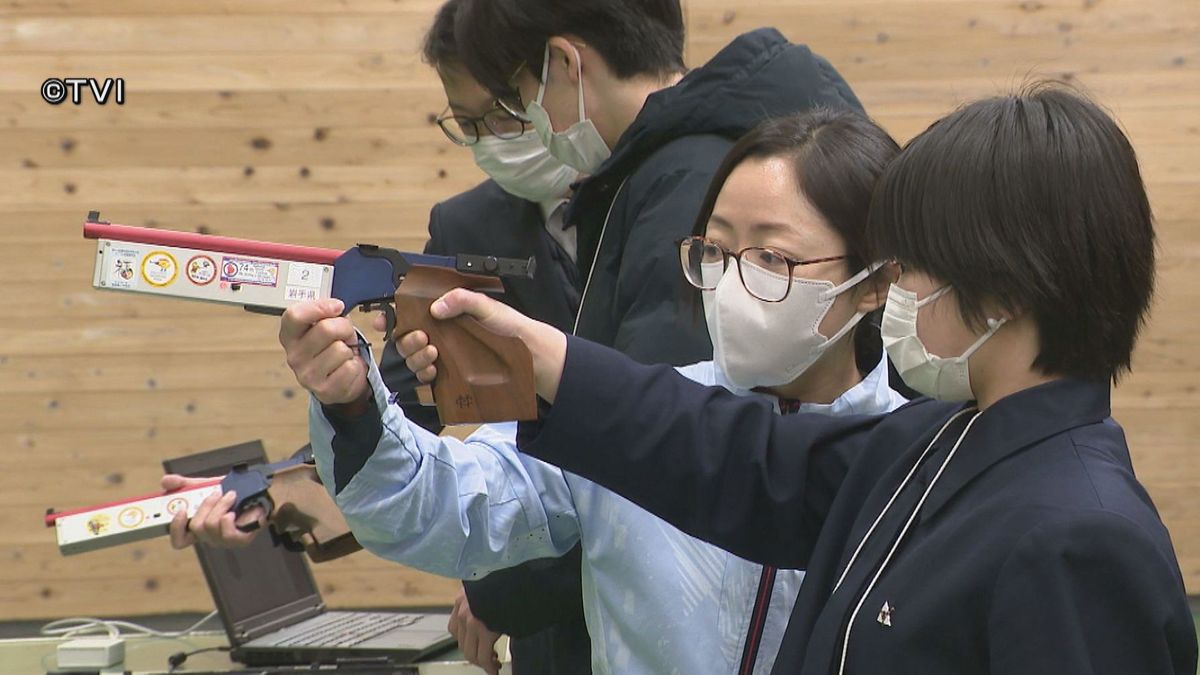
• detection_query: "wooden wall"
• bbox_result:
[1,0,1196,621]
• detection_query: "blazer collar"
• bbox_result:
[921,377,1112,518]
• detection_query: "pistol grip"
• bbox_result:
[266,464,361,563]
[393,266,538,425]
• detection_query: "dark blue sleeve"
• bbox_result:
[464,543,586,638]
[518,337,884,568]
[988,511,1197,674]
[321,398,383,495]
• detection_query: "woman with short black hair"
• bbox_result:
[868,86,1155,387]
[413,85,1197,673]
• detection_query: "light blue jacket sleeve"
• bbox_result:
[307,342,581,580]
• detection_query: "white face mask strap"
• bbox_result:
[958,316,1007,360]
[818,262,884,347]
[536,43,551,106]
[910,283,1006,361]
[915,284,951,309]
[818,261,881,303]
[570,43,586,121]
[823,308,868,346]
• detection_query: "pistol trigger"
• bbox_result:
[380,303,397,341]
[236,519,261,534]
[233,494,273,533]
[358,301,398,341]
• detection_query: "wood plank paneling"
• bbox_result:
[0,165,482,206]
[0,0,1196,623]
[0,90,448,130]
[0,129,466,169]
[0,16,430,53]
[0,0,447,16]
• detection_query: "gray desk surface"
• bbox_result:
[0,631,510,675]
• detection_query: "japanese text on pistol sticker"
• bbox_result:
[285,286,320,302]
[221,256,280,287]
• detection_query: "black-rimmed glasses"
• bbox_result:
[436,103,529,146]
[678,236,847,302]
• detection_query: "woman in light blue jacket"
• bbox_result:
[283,110,907,675]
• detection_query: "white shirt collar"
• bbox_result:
[708,353,905,416]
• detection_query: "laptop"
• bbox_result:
[163,441,456,667]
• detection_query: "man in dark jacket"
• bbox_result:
[350,3,598,672]
[396,1,866,671]
[454,0,862,365]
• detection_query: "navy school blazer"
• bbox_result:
[518,337,1197,674]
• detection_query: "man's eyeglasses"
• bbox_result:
[436,103,529,146]
[678,236,847,302]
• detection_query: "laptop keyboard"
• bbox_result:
[272,612,425,649]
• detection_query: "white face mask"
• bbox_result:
[524,43,612,174]
[469,129,580,203]
[880,284,1007,401]
[703,262,877,389]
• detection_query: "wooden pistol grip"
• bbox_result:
[266,464,362,563]
[393,266,537,425]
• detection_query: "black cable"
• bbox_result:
[167,645,231,671]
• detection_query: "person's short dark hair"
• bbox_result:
[866,83,1155,382]
[453,0,686,99]
[692,109,901,273]
[421,0,461,69]
[690,109,902,372]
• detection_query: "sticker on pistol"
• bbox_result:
[141,251,179,287]
[186,255,217,285]
[86,514,111,536]
[166,497,189,515]
[118,506,145,529]
[287,263,323,288]
[285,285,319,302]
[221,256,279,287]
[109,247,140,289]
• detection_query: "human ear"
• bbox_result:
[546,36,582,86]
[979,298,1019,324]
[856,266,894,314]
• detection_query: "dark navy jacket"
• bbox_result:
[563,27,862,366]
[518,338,1197,674]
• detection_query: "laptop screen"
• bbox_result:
[162,441,324,639]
